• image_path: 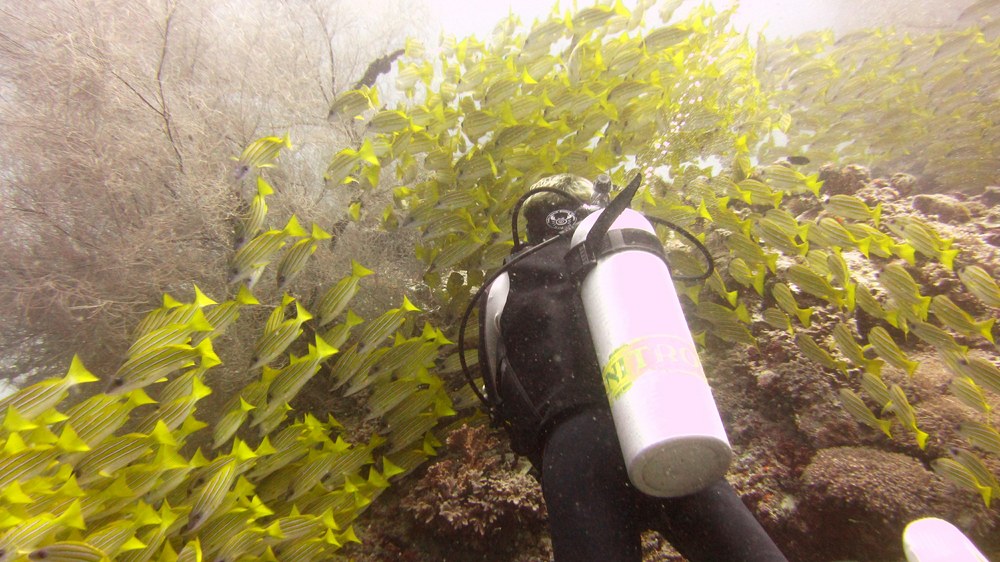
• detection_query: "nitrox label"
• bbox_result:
[601,334,704,401]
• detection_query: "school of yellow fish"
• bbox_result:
[0,130,458,559]
[755,4,1000,193]
[2,0,999,559]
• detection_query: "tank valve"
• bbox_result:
[593,174,612,206]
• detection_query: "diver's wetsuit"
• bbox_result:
[481,234,788,562]
[542,407,788,562]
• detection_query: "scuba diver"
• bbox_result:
[460,174,789,561]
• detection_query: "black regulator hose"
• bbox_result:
[647,216,715,282]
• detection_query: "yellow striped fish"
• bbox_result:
[256,337,337,422]
[194,285,259,345]
[235,177,275,250]
[212,397,256,450]
[878,263,931,321]
[762,307,793,334]
[28,541,110,561]
[64,390,154,447]
[795,333,847,372]
[908,319,968,355]
[175,539,203,562]
[109,339,219,395]
[133,287,217,340]
[185,460,238,533]
[356,297,421,351]
[126,310,212,359]
[787,264,845,308]
[771,282,813,327]
[229,216,308,285]
[0,448,59,490]
[246,429,310,482]
[952,449,1000,502]
[317,262,375,326]
[959,421,1000,455]
[277,224,333,290]
[950,376,991,415]
[728,257,766,295]
[0,356,98,422]
[135,377,212,434]
[250,302,313,370]
[838,388,892,438]
[824,194,882,225]
[886,384,928,449]
[854,283,894,325]
[232,134,292,180]
[272,538,326,562]
[0,502,87,562]
[930,295,995,344]
[832,323,883,376]
[866,326,919,377]
[886,218,959,271]
[860,371,892,407]
[85,521,147,557]
[931,457,992,507]
[958,265,1000,309]
[72,421,175,484]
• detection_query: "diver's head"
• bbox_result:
[523,174,594,245]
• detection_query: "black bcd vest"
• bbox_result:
[478,234,606,463]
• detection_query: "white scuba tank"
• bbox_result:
[903,518,989,562]
[570,207,733,497]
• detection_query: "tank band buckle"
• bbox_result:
[565,227,667,279]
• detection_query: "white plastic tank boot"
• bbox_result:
[570,207,732,497]
[903,518,988,562]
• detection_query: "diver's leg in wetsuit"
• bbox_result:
[541,408,643,562]
[541,407,788,562]
[643,479,789,562]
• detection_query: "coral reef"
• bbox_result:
[401,424,547,542]
[351,423,552,561]
[793,446,977,562]
[912,194,973,224]
[680,165,1000,561]
[818,164,872,196]
[346,423,551,560]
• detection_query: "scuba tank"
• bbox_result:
[566,175,732,497]
[902,518,989,562]
[459,173,730,497]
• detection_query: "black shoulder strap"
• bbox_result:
[584,173,643,253]
[565,174,646,278]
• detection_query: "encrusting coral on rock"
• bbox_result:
[793,446,976,562]
[400,423,546,542]
[348,422,551,561]
[677,164,1000,561]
